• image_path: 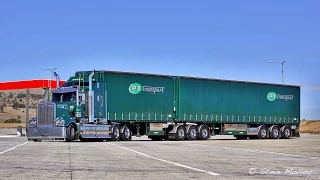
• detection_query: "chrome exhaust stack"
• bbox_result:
[88,70,96,123]
[53,71,60,88]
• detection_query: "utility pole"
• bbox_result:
[269,60,287,84]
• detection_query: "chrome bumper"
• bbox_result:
[27,126,66,140]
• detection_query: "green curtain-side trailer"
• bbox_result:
[103,71,175,123]
[177,76,300,124]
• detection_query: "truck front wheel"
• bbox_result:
[66,124,75,142]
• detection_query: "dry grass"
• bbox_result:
[300,120,320,134]
[0,123,26,128]
[0,108,36,123]
[0,88,44,94]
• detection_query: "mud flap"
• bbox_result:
[294,128,300,137]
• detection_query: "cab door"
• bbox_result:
[93,81,107,121]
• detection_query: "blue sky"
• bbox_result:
[0,0,319,119]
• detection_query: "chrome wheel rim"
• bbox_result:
[285,129,290,137]
[261,129,267,137]
[190,129,197,138]
[202,128,208,138]
[114,127,120,139]
[125,127,130,138]
[273,129,279,137]
[71,127,75,139]
[178,128,185,138]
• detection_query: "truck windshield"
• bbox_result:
[61,81,89,87]
[52,92,76,102]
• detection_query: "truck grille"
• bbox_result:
[37,102,55,126]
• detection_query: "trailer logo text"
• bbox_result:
[267,92,294,101]
[129,83,164,94]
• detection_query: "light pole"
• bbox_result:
[269,60,287,84]
[42,68,57,100]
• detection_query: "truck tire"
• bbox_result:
[258,126,268,139]
[281,125,291,139]
[111,124,121,141]
[175,125,186,141]
[121,125,132,141]
[66,123,75,142]
[186,125,198,140]
[269,125,280,139]
[198,125,210,140]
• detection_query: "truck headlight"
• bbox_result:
[29,118,37,127]
[55,118,65,126]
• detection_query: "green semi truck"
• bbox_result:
[27,70,300,142]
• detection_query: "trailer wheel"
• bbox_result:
[198,125,210,140]
[175,125,186,141]
[269,126,280,139]
[66,123,75,142]
[281,126,291,139]
[121,125,132,141]
[186,125,198,140]
[258,126,268,139]
[111,124,121,141]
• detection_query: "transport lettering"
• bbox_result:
[277,94,294,101]
[142,86,164,94]
[267,92,294,101]
[129,82,164,94]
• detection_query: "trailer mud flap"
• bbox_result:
[294,128,300,137]
[148,123,165,136]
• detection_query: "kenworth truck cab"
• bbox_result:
[27,70,127,142]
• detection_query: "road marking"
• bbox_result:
[198,144,319,160]
[107,142,220,176]
[0,135,20,138]
[0,142,29,155]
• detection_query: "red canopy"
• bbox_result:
[0,79,65,91]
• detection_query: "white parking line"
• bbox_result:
[0,135,20,138]
[107,142,220,176]
[198,144,320,160]
[0,142,29,155]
